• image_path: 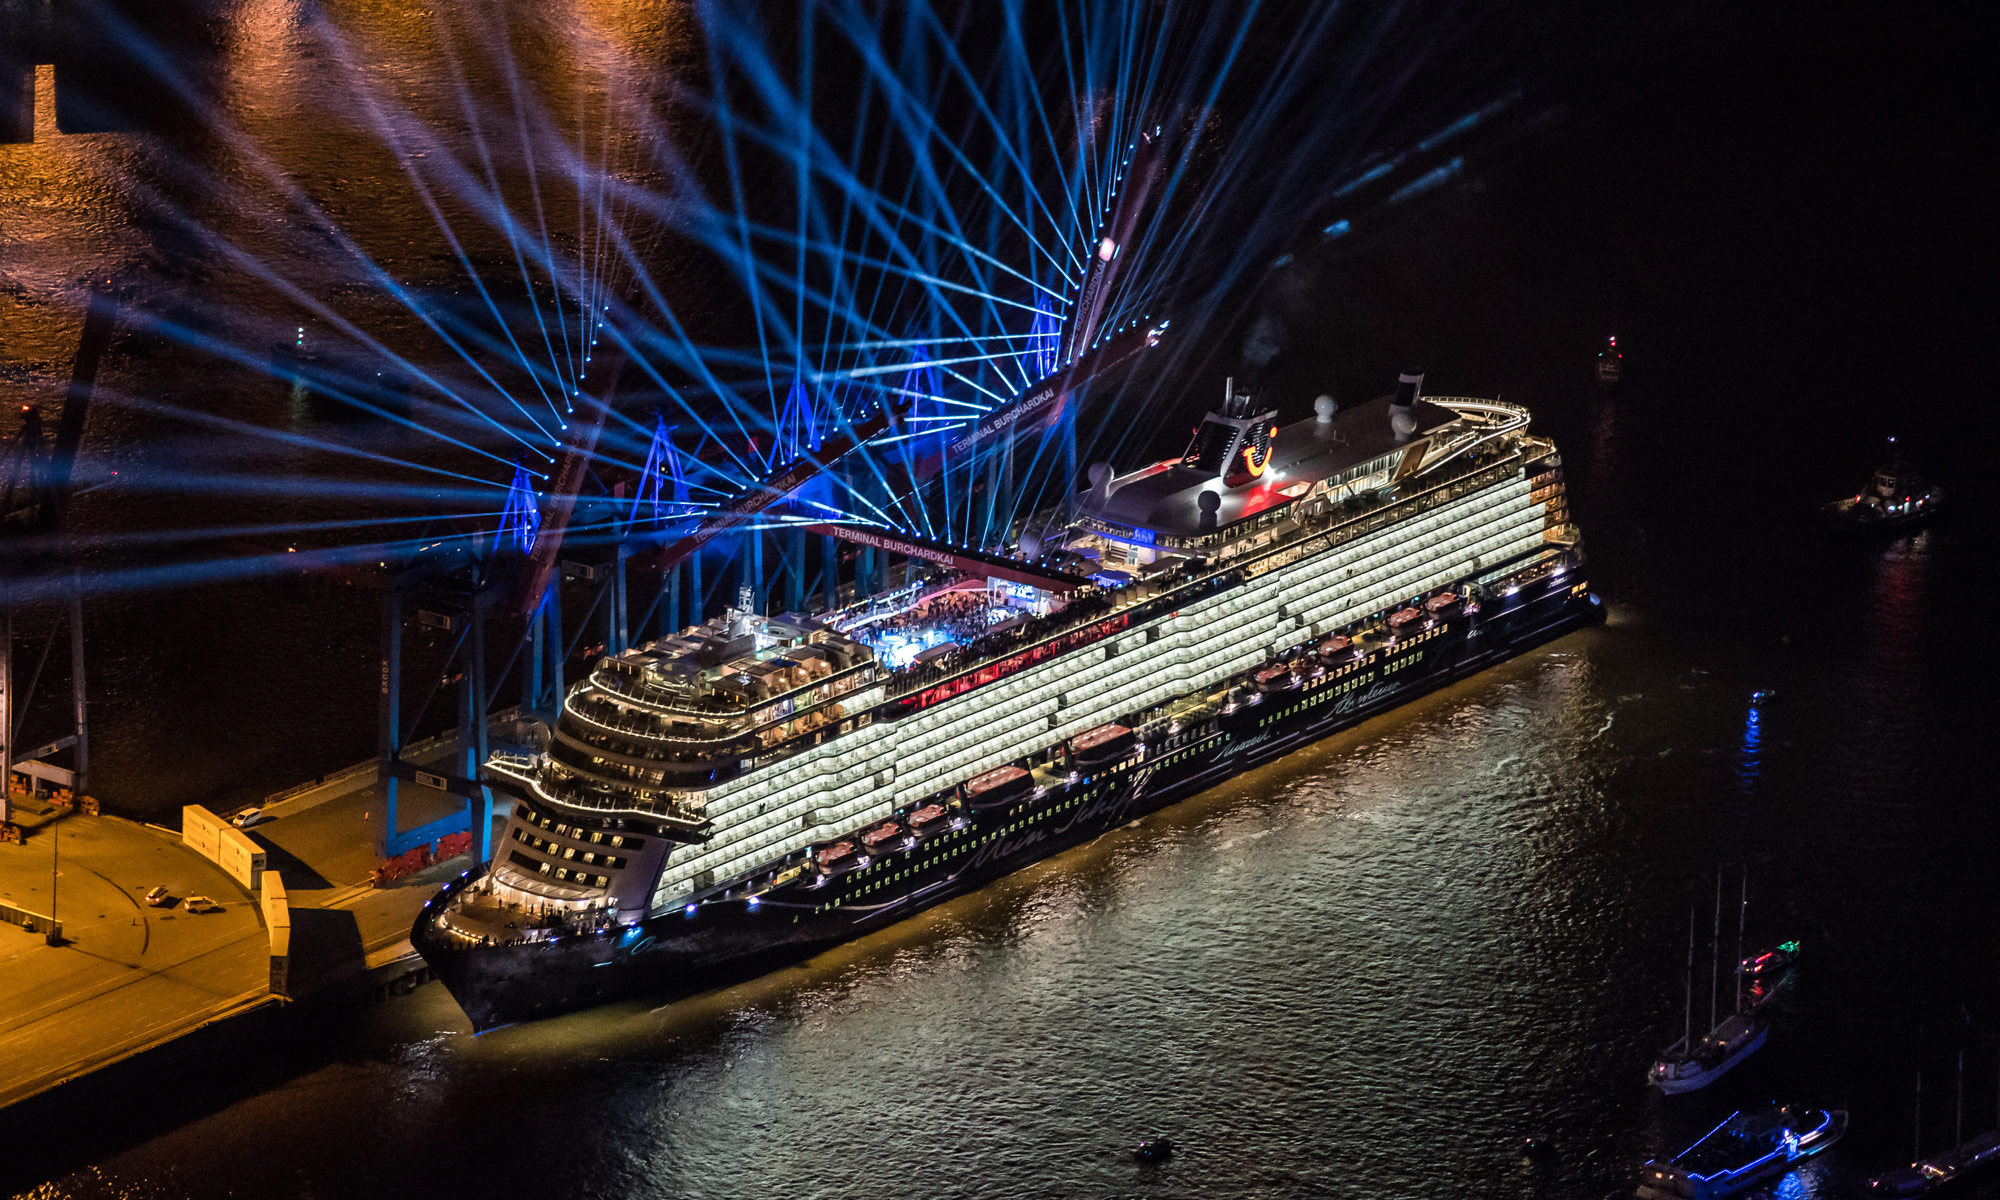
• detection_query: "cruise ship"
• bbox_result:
[412,372,1603,1030]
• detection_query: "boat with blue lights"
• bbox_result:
[411,373,1603,1031]
[1637,1105,1847,1199]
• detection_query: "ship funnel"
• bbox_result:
[1390,370,1423,439]
[1221,375,1260,419]
[1393,371,1424,408]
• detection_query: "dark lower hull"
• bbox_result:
[416,577,1602,1032]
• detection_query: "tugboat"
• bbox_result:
[1597,335,1623,386]
[1637,1105,1847,1199]
[1824,437,1944,534]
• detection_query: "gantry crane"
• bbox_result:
[2,286,117,836]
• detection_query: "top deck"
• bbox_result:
[1076,393,1460,540]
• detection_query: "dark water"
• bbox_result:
[6,2,1999,1197]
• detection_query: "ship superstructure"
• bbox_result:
[415,373,1601,1029]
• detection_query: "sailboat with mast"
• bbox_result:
[1868,1043,2000,1196]
[1650,872,1768,1094]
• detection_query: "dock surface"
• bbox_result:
[0,748,483,1111]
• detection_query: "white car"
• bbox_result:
[230,808,262,828]
[183,895,225,914]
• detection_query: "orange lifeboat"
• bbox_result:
[1255,664,1301,692]
[1067,723,1136,769]
[963,765,1034,809]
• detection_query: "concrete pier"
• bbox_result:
[0,741,495,1112]
[0,802,271,1111]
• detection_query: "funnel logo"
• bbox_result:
[1235,426,1278,479]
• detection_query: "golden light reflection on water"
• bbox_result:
[1,0,698,420]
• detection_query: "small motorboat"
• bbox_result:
[1423,591,1460,614]
[1386,606,1425,634]
[1134,1137,1174,1164]
[907,803,949,832]
[1737,940,1799,982]
[1638,1105,1846,1199]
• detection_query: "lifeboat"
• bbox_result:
[963,765,1034,810]
[1386,606,1425,634]
[860,821,904,852]
[1068,723,1136,769]
[1315,635,1355,663]
[908,803,949,832]
[1423,591,1460,614]
[1254,664,1301,692]
[814,840,859,872]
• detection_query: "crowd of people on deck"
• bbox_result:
[859,588,1000,650]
